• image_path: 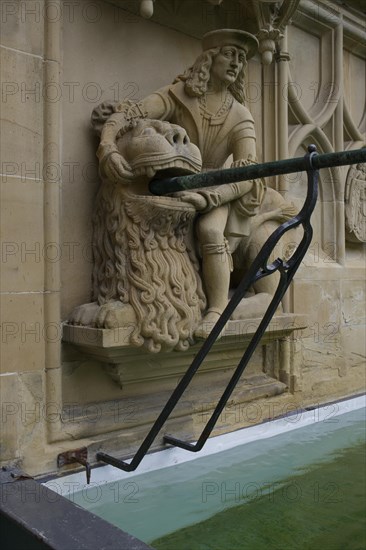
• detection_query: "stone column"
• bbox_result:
[0,0,63,472]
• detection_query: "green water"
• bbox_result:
[152,442,366,550]
[68,407,365,548]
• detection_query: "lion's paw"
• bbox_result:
[95,301,137,329]
[68,302,100,326]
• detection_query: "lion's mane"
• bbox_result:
[92,180,206,352]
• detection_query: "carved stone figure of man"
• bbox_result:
[96,29,265,337]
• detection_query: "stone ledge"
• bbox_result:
[62,313,308,360]
[62,314,308,396]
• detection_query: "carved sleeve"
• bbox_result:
[196,181,254,212]
[230,156,266,216]
[146,89,175,120]
[223,107,266,214]
[96,91,173,176]
[196,170,265,215]
[228,104,257,162]
[230,127,257,162]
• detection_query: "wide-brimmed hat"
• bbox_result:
[202,29,258,59]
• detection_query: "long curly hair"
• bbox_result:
[174,47,247,105]
[92,183,206,352]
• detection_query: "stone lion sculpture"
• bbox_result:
[70,116,207,352]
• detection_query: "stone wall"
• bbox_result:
[1,0,365,477]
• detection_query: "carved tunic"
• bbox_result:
[149,81,262,237]
[151,81,256,170]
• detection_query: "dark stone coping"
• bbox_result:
[0,468,152,550]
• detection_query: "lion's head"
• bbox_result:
[91,101,202,185]
[115,118,202,181]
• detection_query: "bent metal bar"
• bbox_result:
[96,146,366,473]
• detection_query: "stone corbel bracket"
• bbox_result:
[63,314,308,392]
[257,26,283,65]
[139,0,155,18]
[251,0,301,64]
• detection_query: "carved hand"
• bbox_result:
[231,156,256,169]
[255,204,298,226]
[198,181,254,210]
[173,191,208,211]
[97,144,133,183]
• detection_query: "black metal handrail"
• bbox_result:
[96,145,366,471]
[149,147,365,194]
